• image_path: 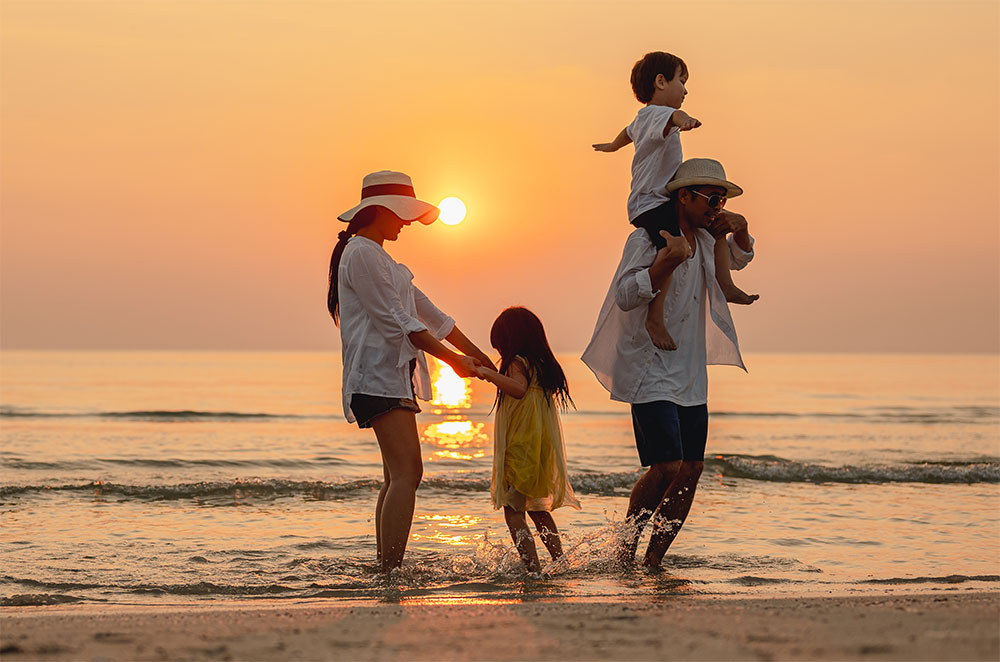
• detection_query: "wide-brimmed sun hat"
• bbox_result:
[338,170,440,224]
[666,158,743,198]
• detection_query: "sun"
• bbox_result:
[438,197,467,226]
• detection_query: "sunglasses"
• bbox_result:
[688,189,727,208]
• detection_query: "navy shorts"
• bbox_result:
[630,401,709,466]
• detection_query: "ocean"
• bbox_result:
[2,351,998,606]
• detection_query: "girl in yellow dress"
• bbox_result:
[476,307,580,572]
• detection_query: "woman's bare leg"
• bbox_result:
[504,506,541,572]
[370,408,423,572]
[374,463,390,564]
[527,511,563,560]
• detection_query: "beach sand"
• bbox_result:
[2,592,997,661]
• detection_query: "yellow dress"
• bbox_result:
[491,357,581,512]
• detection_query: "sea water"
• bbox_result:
[2,352,998,606]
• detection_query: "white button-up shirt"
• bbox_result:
[338,236,455,422]
[582,228,754,406]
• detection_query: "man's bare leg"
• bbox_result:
[617,461,681,567]
[714,236,758,305]
[645,281,677,350]
[642,461,704,567]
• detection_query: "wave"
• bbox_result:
[5,568,997,606]
[1,593,90,607]
[4,404,997,424]
[2,455,996,503]
[0,406,309,421]
[2,457,348,471]
[710,454,1000,484]
[861,574,1000,585]
[0,477,384,501]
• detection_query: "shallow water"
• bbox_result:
[2,351,998,606]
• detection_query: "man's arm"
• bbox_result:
[649,232,692,287]
[593,127,632,152]
[614,232,691,311]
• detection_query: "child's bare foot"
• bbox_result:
[645,318,677,350]
[722,284,759,305]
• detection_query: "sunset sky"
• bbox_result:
[2,1,997,353]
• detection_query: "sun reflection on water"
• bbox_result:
[399,596,522,606]
[413,513,484,547]
[422,419,489,462]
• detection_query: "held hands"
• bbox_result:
[449,355,481,379]
[449,354,499,381]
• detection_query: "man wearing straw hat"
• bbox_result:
[582,158,756,567]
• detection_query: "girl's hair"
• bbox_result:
[326,206,380,325]
[631,197,679,250]
[630,51,688,104]
[490,307,573,411]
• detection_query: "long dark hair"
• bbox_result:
[631,197,679,250]
[327,206,379,325]
[489,306,573,411]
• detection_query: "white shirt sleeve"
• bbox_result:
[343,248,428,339]
[614,233,659,311]
[414,286,456,340]
[727,233,755,271]
[646,105,677,142]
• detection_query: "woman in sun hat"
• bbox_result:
[327,170,494,572]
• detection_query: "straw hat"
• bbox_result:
[338,171,440,224]
[666,158,743,198]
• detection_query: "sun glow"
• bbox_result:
[430,358,471,408]
[437,197,467,225]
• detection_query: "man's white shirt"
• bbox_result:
[582,228,754,405]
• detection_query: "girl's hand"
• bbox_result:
[473,365,499,381]
[593,142,617,152]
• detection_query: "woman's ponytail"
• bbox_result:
[327,208,378,325]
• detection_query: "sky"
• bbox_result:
[1,0,998,353]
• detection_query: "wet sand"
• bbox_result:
[2,592,997,661]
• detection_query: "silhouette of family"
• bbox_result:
[327,52,757,573]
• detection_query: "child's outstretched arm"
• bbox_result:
[666,109,702,134]
[476,360,528,399]
[593,127,632,152]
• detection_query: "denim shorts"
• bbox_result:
[630,400,708,466]
[350,359,420,429]
[350,393,420,429]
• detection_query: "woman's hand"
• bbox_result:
[448,354,480,379]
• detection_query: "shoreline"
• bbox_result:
[3,591,997,661]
